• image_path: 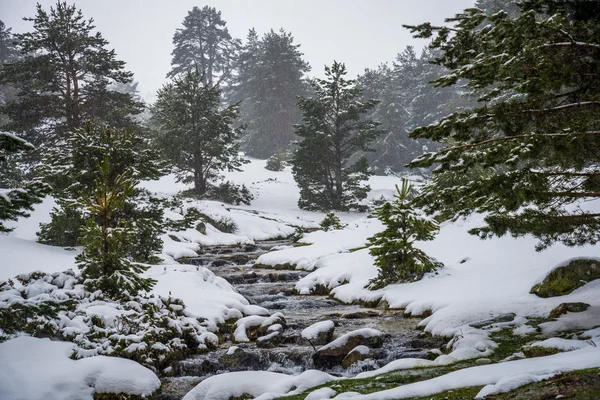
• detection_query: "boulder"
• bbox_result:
[531,258,600,298]
[219,346,268,370]
[195,222,206,234]
[302,320,335,346]
[341,345,373,368]
[549,302,590,318]
[313,328,383,369]
[256,331,282,349]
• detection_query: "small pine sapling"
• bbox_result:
[368,179,441,289]
[320,212,345,231]
[76,157,155,297]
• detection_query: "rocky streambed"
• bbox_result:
[158,240,445,399]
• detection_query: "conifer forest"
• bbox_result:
[1,1,600,399]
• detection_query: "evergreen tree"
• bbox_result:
[292,62,381,211]
[39,123,166,263]
[357,46,460,174]
[151,69,246,195]
[230,29,311,158]
[169,6,240,86]
[76,156,155,297]
[0,132,46,232]
[405,1,600,250]
[0,2,142,147]
[0,21,22,186]
[367,179,441,289]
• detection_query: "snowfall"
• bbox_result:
[1,158,600,399]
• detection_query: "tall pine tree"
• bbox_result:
[169,6,240,87]
[151,69,246,195]
[292,62,381,211]
[405,0,600,250]
[230,28,311,158]
[0,2,142,147]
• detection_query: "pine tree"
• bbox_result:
[76,156,155,297]
[230,29,311,158]
[367,179,441,289]
[151,69,246,195]
[292,62,381,211]
[168,6,240,86]
[357,46,460,175]
[0,132,47,232]
[0,2,142,147]
[405,1,600,250]
[39,123,167,262]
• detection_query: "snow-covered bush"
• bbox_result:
[265,150,287,171]
[0,270,217,373]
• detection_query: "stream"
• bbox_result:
[158,240,441,399]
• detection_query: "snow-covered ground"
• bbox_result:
[3,158,600,399]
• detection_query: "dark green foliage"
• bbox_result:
[0,2,142,148]
[265,149,288,171]
[405,2,600,250]
[292,62,382,211]
[204,181,253,206]
[0,132,47,232]
[169,6,240,86]
[230,29,311,158]
[76,157,155,297]
[319,212,345,231]
[38,123,167,253]
[368,179,441,289]
[152,69,247,195]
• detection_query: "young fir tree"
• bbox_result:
[405,1,600,250]
[367,179,441,289]
[230,28,311,158]
[168,6,240,86]
[39,124,166,263]
[292,61,381,211]
[151,69,246,195]
[0,132,47,232]
[76,156,155,297]
[0,2,142,148]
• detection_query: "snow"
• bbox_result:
[333,347,600,399]
[306,387,337,399]
[233,313,285,342]
[0,336,160,400]
[350,345,370,355]
[146,264,268,331]
[182,370,335,400]
[301,320,335,340]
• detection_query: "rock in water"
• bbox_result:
[313,328,383,369]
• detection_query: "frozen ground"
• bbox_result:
[3,158,600,399]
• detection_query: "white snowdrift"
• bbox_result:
[334,346,600,399]
[182,369,335,400]
[0,336,160,400]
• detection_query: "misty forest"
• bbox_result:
[1,0,600,399]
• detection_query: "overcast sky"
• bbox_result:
[1,0,475,101]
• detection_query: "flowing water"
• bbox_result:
[159,240,439,399]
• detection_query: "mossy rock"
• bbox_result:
[549,302,590,318]
[522,345,562,358]
[531,258,600,298]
